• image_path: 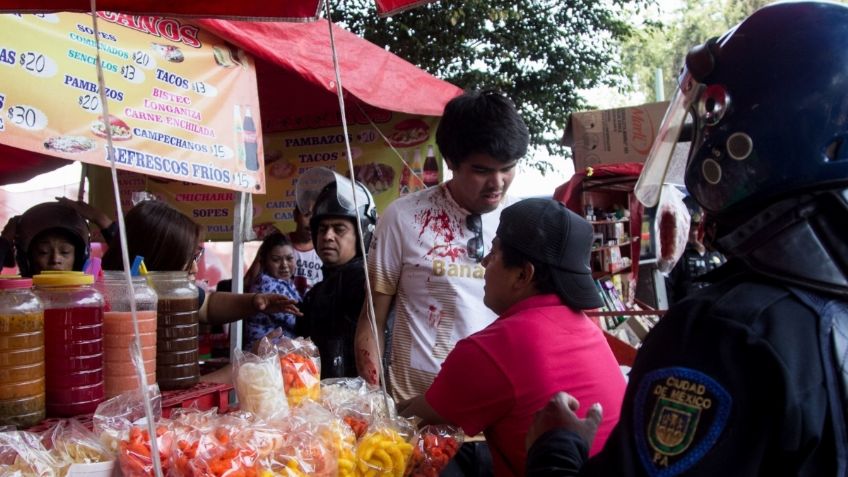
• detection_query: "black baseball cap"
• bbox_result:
[496,198,603,310]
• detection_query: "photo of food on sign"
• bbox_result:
[354,162,396,195]
[212,44,245,68]
[151,42,184,63]
[90,115,132,141]
[388,118,430,148]
[43,135,95,154]
[264,150,297,180]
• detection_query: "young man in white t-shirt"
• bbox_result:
[289,205,323,297]
[355,89,529,476]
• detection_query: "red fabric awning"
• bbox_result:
[199,19,461,130]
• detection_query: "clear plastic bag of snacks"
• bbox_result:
[93,384,162,454]
[233,339,290,421]
[277,337,321,407]
[115,422,175,477]
[405,425,464,477]
[186,413,261,477]
[355,418,415,477]
[0,430,62,477]
[319,378,375,441]
[42,419,112,466]
[262,402,338,477]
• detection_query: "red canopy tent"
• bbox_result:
[0,0,435,19]
[0,18,461,186]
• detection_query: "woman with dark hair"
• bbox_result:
[101,200,201,274]
[101,200,300,326]
[242,231,301,350]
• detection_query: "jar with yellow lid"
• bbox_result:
[0,276,45,428]
[33,271,104,417]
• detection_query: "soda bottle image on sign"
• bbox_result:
[243,106,259,171]
[398,152,411,196]
[410,148,424,192]
[423,144,439,187]
[233,104,245,167]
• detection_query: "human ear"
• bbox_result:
[515,262,535,289]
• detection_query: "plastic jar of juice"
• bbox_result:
[32,271,104,417]
[146,271,199,390]
[96,271,158,398]
[0,277,45,428]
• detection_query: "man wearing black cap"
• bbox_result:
[398,198,626,476]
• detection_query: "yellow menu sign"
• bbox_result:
[0,12,265,193]
[89,113,444,241]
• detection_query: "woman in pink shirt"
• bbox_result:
[399,198,626,477]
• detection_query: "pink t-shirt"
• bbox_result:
[426,294,626,476]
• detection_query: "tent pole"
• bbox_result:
[229,191,247,358]
[77,163,86,202]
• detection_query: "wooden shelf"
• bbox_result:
[587,309,665,317]
[591,237,638,253]
[590,219,629,225]
[592,265,631,279]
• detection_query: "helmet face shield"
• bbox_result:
[636,70,703,208]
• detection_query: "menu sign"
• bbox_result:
[0,12,265,193]
[88,114,444,241]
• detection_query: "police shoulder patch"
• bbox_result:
[634,367,731,477]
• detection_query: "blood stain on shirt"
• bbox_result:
[416,208,464,261]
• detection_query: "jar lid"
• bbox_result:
[32,271,94,287]
[0,275,32,289]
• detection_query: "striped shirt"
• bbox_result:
[368,184,514,401]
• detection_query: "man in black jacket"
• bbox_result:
[296,173,377,378]
[525,2,848,476]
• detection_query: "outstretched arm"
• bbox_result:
[201,291,301,325]
[354,291,393,385]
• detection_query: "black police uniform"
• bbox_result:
[297,256,366,379]
[666,244,725,305]
[527,260,846,476]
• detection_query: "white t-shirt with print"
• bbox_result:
[368,183,516,401]
[291,242,323,297]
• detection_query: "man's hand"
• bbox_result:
[1,216,19,267]
[526,392,603,451]
[55,197,113,230]
[2,216,19,243]
[254,293,302,316]
[397,394,448,426]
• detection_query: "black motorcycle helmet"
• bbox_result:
[309,180,377,254]
[14,202,90,277]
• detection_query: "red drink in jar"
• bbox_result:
[33,271,104,417]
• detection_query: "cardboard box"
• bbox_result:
[563,101,670,171]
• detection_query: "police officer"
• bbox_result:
[666,197,725,305]
[524,2,848,475]
[295,170,377,378]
